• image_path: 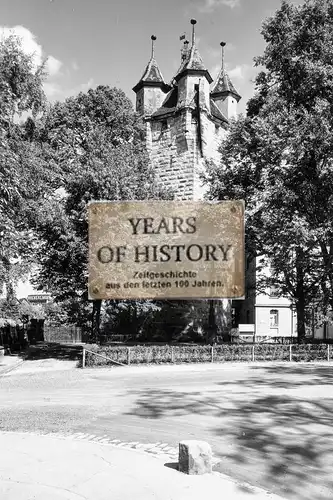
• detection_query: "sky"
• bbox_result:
[0,0,304,116]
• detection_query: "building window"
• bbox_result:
[270,309,279,328]
[137,97,142,111]
[270,286,279,298]
[161,120,167,132]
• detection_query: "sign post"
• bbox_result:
[88,200,244,301]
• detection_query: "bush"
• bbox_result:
[255,344,290,362]
[292,344,328,362]
[80,342,332,367]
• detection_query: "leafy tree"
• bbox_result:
[101,300,162,340]
[0,33,53,297]
[19,300,45,321]
[32,86,171,340]
[207,0,333,341]
[43,300,69,326]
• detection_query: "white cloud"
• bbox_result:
[199,0,240,13]
[210,63,250,81]
[44,78,95,102]
[205,42,235,66]
[43,81,61,98]
[66,78,95,97]
[0,25,93,105]
[0,25,42,66]
[0,25,62,77]
[229,64,247,80]
[46,55,62,77]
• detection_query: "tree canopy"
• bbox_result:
[32,85,171,338]
[207,0,333,341]
[0,33,52,298]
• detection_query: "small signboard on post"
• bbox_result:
[88,200,244,300]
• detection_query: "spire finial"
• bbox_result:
[220,41,226,73]
[190,19,197,46]
[151,35,157,59]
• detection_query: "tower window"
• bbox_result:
[270,309,279,328]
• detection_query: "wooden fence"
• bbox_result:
[44,325,82,344]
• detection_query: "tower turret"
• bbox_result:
[173,19,213,112]
[210,42,241,120]
[132,35,170,116]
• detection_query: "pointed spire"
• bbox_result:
[220,41,226,74]
[190,19,197,46]
[132,35,170,93]
[151,34,156,59]
[211,41,241,101]
[173,19,213,84]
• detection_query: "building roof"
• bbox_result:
[173,43,213,84]
[151,87,178,118]
[210,98,229,123]
[132,57,170,93]
[151,85,228,125]
[211,69,241,101]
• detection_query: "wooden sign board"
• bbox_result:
[88,201,244,300]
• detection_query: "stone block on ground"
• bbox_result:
[178,440,212,475]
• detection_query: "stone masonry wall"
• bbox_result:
[145,100,231,341]
[136,87,166,116]
[194,112,227,199]
[177,75,211,110]
[147,109,227,200]
[148,110,195,200]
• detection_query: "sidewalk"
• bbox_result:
[0,432,287,500]
[0,354,24,375]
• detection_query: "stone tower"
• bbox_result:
[133,20,241,201]
[133,21,241,341]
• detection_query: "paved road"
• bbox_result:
[1,360,333,500]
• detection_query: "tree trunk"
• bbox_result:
[295,298,306,343]
[206,300,217,344]
[319,239,333,322]
[92,300,102,343]
[214,299,232,342]
[295,248,306,343]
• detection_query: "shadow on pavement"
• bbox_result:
[238,363,333,388]
[20,344,83,361]
[164,462,179,471]
[125,364,333,500]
